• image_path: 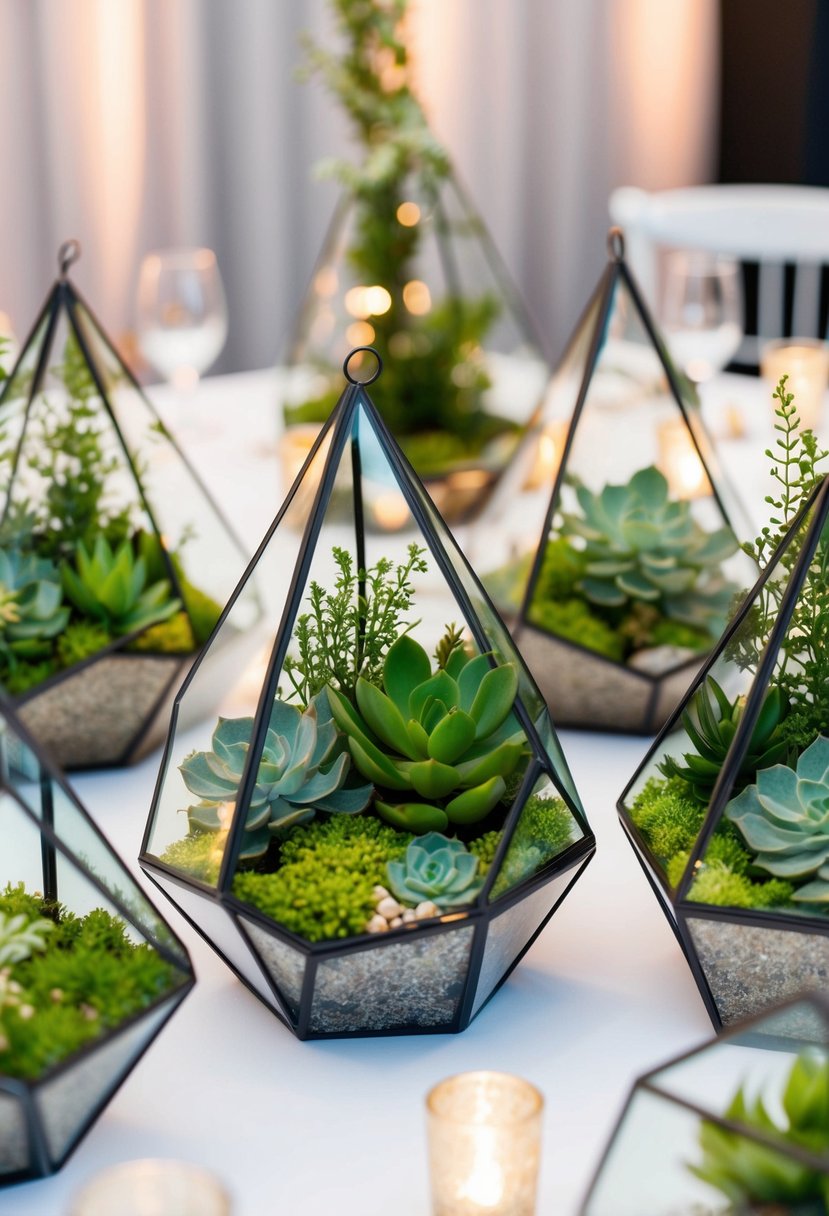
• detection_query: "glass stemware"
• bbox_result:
[136,247,228,394]
[660,250,744,387]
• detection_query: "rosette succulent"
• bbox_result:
[726,734,829,901]
[61,536,181,636]
[180,691,373,860]
[559,466,738,631]
[0,548,69,661]
[659,678,793,804]
[326,635,527,833]
[387,833,484,909]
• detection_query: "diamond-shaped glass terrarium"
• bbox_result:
[141,348,594,1039]
[0,693,193,1186]
[619,468,829,1030]
[580,992,829,1216]
[0,242,260,769]
[473,230,754,734]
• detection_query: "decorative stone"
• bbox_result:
[371,885,390,902]
[366,914,389,934]
[628,645,697,677]
[415,901,440,920]
[401,909,417,923]
[376,896,404,921]
[389,917,403,929]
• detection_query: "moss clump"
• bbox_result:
[687,863,795,910]
[468,830,502,873]
[534,538,587,602]
[2,659,58,695]
[0,884,180,1080]
[629,776,705,865]
[128,611,197,655]
[528,597,624,661]
[180,580,223,646]
[232,815,411,942]
[159,831,223,884]
[56,620,112,668]
[648,617,712,651]
[491,795,575,896]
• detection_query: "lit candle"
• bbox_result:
[278,423,321,492]
[426,1071,544,1216]
[371,489,411,531]
[70,1159,231,1216]
[523,420,568,490]
[760,339,829,432]
[657,418,710,499]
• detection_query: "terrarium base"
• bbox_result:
[516,623,702,733]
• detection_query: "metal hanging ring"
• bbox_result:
[343,346,383,386]
[607,227,625,262]
[58,239,82,278]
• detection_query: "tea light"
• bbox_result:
[523,420,568,490]
[70,1159,231,1216]
[426,1071,544,1216]
[371,488,411,531]
[657,418,710,499]
[760,339,829,432]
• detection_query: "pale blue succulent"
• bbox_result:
[726,735,829,902]
[180,691,373,860]
[0,548,68,659]
[386,832,484,909]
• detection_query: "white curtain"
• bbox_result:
[0,0,718,374]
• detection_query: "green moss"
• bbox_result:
[629,776,705,865]
[0,884,180,1080]
[528,596,624,661]
[3,658,58,695]
[534,538,587,602]
[180,580,223,645]
[56,620,112,667]
[468,830,502,873]
[231,815,412,942]
[687,863,795,910]
[128,610,197,654]
[649,618,712,651]
[491,795,575,897]
[159,831,222,884]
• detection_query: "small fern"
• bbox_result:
[0,911,53,966]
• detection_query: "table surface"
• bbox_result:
[1,369,816,1216]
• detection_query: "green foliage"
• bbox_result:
[55,619,113,667]
[61,536,181,636]
[686,861,795,910]
[327,634,527,832]
[491,794,576,897]
[128,611,197,654]
[3,658,57,695]
[232,815,410,942]
[658,677,793,804]
[557,465,738,632]
[434,622,465,671]
[528,596,624,661]
[691,1051,829,1210]
[727,377,829,746]
[284,543,427,704]
[468,830,502,872]
[180,692,372,861]
[0,909,52,966]
[158,832,222,885]
[387,832,483,908]
[726,735,829,902]
[0,549,69,664]
[0,884,179,1080]
[629,776,705,866]
[534,537,588,602]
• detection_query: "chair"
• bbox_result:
[609,183,829,369]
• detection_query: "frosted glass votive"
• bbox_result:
[761,338,829,431]
[426,1071,544,1216]
[70,1158,232,1216]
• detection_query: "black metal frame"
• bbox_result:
[0,693,194,1186]
[510,230,751,734]
[140,355,595,1039]
[578,991,829,1215]
[617,477,829,1030]
[0,254,258,769]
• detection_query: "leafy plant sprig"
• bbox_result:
[284,542,428,704]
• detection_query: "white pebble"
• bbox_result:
[401,909,417,923]
[81,1003,99,1022]
[371,885,390,902]
[389,917,403,928]
[50,988,64,1003]
[18,1004,35,1020]
[366,914,389,934]
[415,901,440,920]
[377,896,404,920]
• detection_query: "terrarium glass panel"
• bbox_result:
[0,252,255,767]
[0,1092,28,1175]
[236,916,307,1023]
[308,922,475,1035]
[489,772,584,900]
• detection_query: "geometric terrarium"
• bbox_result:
[0,694,193,1186]
[619,392,829,1029]
[280,1,549,523]
[580,992,829,1215]
[474,230,754,733]
[0,242,259,769]
[140,348,594,1039]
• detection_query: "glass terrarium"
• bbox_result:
[619,451,829,1029]
[280,1,549,523]
[0,243,260,768]
[580,992,829,1216]
[141,349,594,1040]
[0,693,193,1186]
[472,230,754,734]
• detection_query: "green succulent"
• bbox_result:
[386,832,483,909]
[61,536,181,636]
[560,465,738,631]
[326,635,527,833]
[726,734,829,902]
[691,1051,829,1210]
[179,691,373,861]
[659,678,793,804]
[0,549,69,661]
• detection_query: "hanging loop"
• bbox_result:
[343,346,382,386]
[58,239,82,278]
[607,227,625,262]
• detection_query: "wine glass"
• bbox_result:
[136,247,228,395]
[660,250,744,386]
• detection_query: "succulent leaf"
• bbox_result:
[0,548,69,662]
[386,832,484,908]
[61,537,180,637]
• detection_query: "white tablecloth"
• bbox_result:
[0,369,817,1216]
